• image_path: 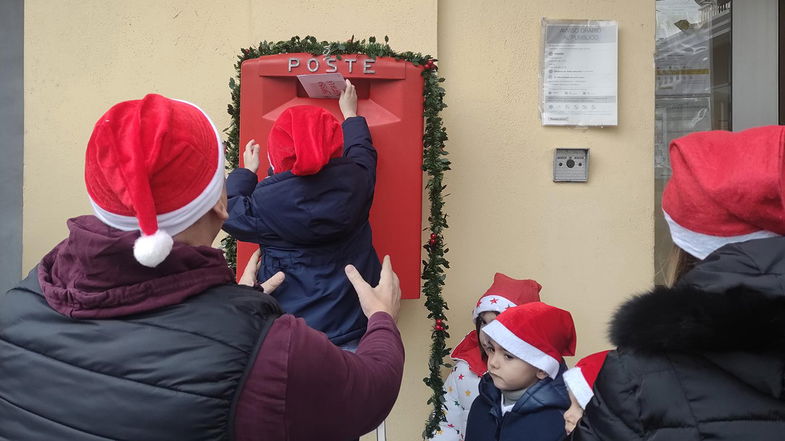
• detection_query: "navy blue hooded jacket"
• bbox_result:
[224,116,380,346]
[466,366,570,441]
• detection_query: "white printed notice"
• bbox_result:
[541,19,618,126]
[297,73,346,98]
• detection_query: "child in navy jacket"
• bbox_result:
[466,302,575,441]
[223,81,381,346]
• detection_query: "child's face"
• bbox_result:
[483,337,547,391]
[564,389,584,434]
[477,312,498,354]
[479,311,499,326]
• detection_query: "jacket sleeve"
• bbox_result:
[342,116,377,185]
[223,168,264,243]
[284,311,403,441]
[428,368,466,441]
[234,312,404,441]
[570,352,643,441]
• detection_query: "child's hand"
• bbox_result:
[243,139,260,174]
[339,79,357,119]
[345,255,401,321]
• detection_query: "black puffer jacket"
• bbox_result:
[573,237,785,441]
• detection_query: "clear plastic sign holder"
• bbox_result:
[540,19,618,127]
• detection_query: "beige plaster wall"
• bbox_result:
[23,1,652,440]
[437,0,654,386]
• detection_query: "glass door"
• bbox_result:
[653,0,783,285]
[654,0,732,285]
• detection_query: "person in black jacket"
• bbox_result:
[573,126,785,441]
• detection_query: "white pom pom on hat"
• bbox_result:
[85,94,225,267]
[133,230,174,268]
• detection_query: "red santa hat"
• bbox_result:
[563,350,610,409]
[267,105,343,176]
[663,126,785,259]
[85,94,225,268]
[482,302,576,379]
[472,273,542,320]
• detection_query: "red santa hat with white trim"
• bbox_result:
[267,105,343,176]
[563,350,610,409]
[482,302,576,379]
[85,93,225,267]
[472,273,542,320]
[663,126,785,259]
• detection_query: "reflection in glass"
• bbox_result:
[653,0,732,285]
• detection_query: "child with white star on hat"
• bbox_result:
[430,273,542,441]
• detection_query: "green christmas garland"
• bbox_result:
[220,36,451,439]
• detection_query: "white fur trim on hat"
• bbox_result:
[563,367,593,409]
[89,99,225,239]
[663,211,779,259]
[133,230,174,268]
[482,320,560,379]
[472,295,517,320]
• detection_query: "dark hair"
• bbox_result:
[475,316,488,361]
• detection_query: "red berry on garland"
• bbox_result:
[430,233,438,240]
[429,238,437,246]
[435,319,443,325]
[435,325,444,331]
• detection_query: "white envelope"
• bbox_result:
[296,73,347,98]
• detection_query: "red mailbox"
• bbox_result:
[237,53,424,299]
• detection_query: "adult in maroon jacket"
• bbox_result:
[0,94,404,441]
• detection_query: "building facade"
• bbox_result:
[8,0,783,439]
